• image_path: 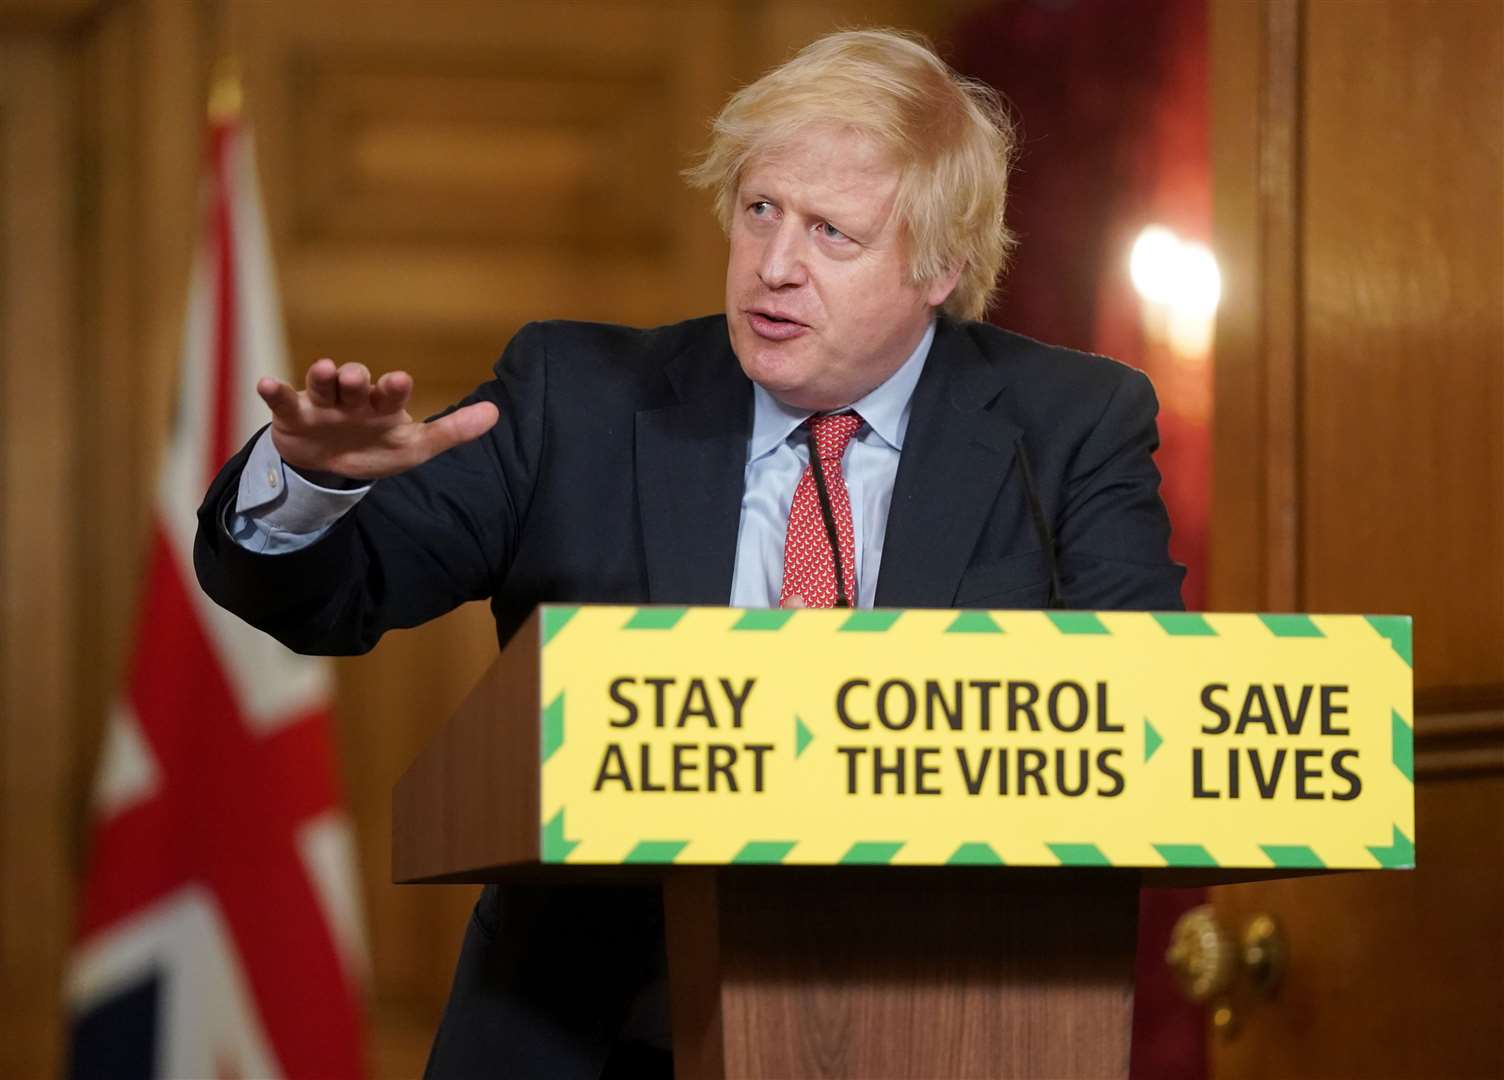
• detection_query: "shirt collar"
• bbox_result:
[747,319,936,461]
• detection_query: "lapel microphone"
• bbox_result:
[1014,437,1067,610]
[804,421,853,608]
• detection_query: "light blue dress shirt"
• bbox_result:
[727,320,932,608]
[232,321,935,609]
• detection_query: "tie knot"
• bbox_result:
[809,412,863,462]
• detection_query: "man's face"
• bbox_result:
[725,127,959,411]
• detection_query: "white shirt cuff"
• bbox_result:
[230,428,371,553]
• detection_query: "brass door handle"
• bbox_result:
[1166,905,1286,1036]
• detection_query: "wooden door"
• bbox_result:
[1206,2,1503,1077]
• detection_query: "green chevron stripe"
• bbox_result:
[840,610,902,632]
[1261,844,1325,868]
[541,606,579,646]
[1048,842,1111,866]
[947,842,1004,865]
[1152,612,1217,636]
[1258,614,1324,638]
[624,607,687,630]
[1367,826,1415,869]
[839,841,904,864]
[794,716,814,758]
[732,609,796,631]
[946,611,1005,634]
[1047,612,1109,635]
[1144,718,1163,763]
[1392,710,1414,782]
[1155,844,1219,867]
[1365,615,1412,666]
[541,809,578,862]
[732,841,798,864]
[541,693,564,763]
[624,840,689,863]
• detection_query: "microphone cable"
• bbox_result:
[1014,437,1067,610]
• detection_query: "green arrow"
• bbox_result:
[1144,718,1163,763]
[794,715,813,758]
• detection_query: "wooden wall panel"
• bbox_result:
[0,33,80,1080]
[1300,1,1503,698]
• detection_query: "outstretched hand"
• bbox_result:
[257,359,500,480]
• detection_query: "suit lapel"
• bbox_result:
[875,319,1024,608]
[636,326,752,604]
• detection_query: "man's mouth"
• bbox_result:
[746,310,809,341]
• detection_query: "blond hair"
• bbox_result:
[685,29,1017,321]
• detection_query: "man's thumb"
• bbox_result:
[421,401,500,458]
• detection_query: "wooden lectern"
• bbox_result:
[393,605,1414,1078]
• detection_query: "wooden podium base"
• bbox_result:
[665,867,1138,1079]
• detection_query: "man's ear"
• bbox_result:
[924,263,965,309]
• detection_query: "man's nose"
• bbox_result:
[757,222,809,289]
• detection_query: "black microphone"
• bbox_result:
[804,421,853,608]
[1014,438,1067,610]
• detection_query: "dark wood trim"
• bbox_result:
[1258,0,1303,611]
[1416,708,1504,781]
[1416,683,1504,715]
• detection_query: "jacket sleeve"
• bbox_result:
[1054,368,1186,611]
[193,322,550,655]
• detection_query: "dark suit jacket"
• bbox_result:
[194,313,1184,1078]
[196,314,1182,647]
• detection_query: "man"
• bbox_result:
[196,28,1182,1079]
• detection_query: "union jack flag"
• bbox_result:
[65,79,367,1079]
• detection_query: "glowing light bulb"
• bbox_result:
[1128,225,1222,358]
[1129,225,1182,305]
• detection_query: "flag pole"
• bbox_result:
[208,56,242,125]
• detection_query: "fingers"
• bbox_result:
[414,401,500,461]
[305,358,339,406]
[256,377,301,419]
[369,370,414,416]
[304,358,387,411]
[336,362,372,409]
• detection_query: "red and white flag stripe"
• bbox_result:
[67,108,367,1079]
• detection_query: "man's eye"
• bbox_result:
[816,222,849,242]
[748,201,773,216]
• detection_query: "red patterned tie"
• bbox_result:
[780,413,864,609]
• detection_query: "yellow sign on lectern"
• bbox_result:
[536,606,1414,871]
